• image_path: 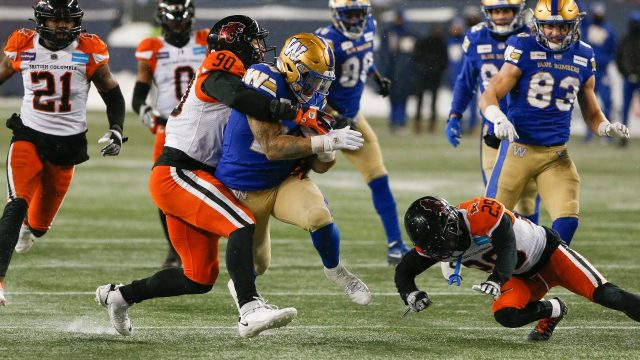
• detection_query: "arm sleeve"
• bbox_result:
[450,55,479,116]
[487,214,517,285]
[131,81,151,114]
[394,249,438,303]
[98,85,125,134]
[201,70,283,123]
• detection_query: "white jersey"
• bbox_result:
[164,50,246,168]
[3,29,109,136]
[134,29,208,118]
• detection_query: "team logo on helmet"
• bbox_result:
[219,22,246,43]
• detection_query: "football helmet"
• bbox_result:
[32,0,84,50]
[208,15,272,67]
[156,0,195,47]
[480,0,525,35]
[404,196,468,261]
[533,0,583,52]
[329,0,372,40]
[276,33,336,105]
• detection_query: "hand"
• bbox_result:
[445,115,462,147]
[406,290,432,312]
[374,73,392,97]
[604,122,630,139]
[294,106,334,135]
[472,280,501,300]
[494,118,519,142]
[332,113,358,131]
[139,104,161,133]
[269,99,300,120]
[311,126,364,153]
[98,129,124,156]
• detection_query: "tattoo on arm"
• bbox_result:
[249,117,313,160]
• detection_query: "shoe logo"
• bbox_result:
[239,320,249,327]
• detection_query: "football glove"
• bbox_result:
[406,290,432,312]
[294,106,334,135]
[311,127,364,153]
[600,122,630,139]
[472,280,501,300]
[333,113,359,131]
[494,118,519,142]
[373,72,392,97]
[98,129,126,156]
[139,104,164,134]
[445,114,462,147]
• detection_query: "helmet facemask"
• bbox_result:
[157,0,195,47]
[482,3,525,35]
[534,18,581,52]
[32,0,84,50]
[330,0,372,40]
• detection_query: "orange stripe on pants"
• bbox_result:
[7,141,74,232]
[492,245,607,313]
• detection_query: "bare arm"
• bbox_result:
[577,75,608,135]
[479,62,521,113]
[136,60,153,84]
[310,157,335,174]
[248,116,314,161]
[0,54,16,86]
[91,63,119,92]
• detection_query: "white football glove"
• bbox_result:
[311,126,364,153]
[98,129,124,156]
[139,104,160,130]
[599,122,630,139]
[406,290,432,312]
[472,280,501,300]
[484,105,519,142]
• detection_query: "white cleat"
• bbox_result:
[324,263,372,305]
[95,284,133,336]
[15,224,35,254]
[0,287,6,306]
[237,297,297,338]
[227,279,241,313]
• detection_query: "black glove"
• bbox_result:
[405,290,432,312]
[332,112,358,131]
[373,72,392,97]
[98,129,126,156]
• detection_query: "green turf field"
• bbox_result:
[0,108,638,359]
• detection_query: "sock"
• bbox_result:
[118,267,212,305]
[0,199,28,277]
[226,226,259,308]
[548,298,562,318]
[310,223,340,269]
[523,212,539,225]
[368,176,402,244]
[552,217,579,245]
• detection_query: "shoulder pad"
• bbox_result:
[195,29,210,46]
[203,50,245,77]
[4,29,36,55]
[242,65,278,98]
[77,33,108,54]
[135,37,164,59]
[517,32,530,38]
[470,23,486,33]
[458,197,505,237]
[579,40,593,49]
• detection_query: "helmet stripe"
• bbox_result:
[551,0,559,16]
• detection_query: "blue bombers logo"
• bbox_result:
[283,38,308,61]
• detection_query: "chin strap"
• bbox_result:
[448,255,463,286]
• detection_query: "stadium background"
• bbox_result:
[1,0,639,134]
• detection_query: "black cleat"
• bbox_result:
[528,297,568,341]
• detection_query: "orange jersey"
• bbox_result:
[432,197,550,276]
[164,50,246,168]
[134,29,208,117]
[3,29,109,136]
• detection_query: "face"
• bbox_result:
[343,9,367,25]
[542,23,571,43]
[249,38,266,61]
[489,8,516,26]
[45,18,74,42]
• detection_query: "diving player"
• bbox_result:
[479,0,629,245]
[315,0,410,265]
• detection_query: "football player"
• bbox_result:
[131,0,209,269]
[315,0,411,265]
[96,15,314,338]
[616,11,640,147]
[443,0,539,282]
[215,33,371,307]
[580,2,616,144]
[479,0,629,245]
[396,196,640,341]
[0,0,126,306]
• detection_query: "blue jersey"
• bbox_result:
[447,35,465,87]
[215,63,325,191]
[581,20,616,72]
[450,23,528,131]
[504,34,595,146]
[315,16,377,118]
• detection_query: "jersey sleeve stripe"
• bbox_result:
[4,51,17,61]
[135,50,153,60]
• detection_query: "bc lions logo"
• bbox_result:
[220,22,246,43]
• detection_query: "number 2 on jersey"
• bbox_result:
[30,71,72,112]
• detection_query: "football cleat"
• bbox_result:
[237,297,297,338]
[227,279,241,313]
[528,297,568,341]
[387,241,410,266]
[15,224,35,254]
[96,283,133,336]
[324,263,372,305]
